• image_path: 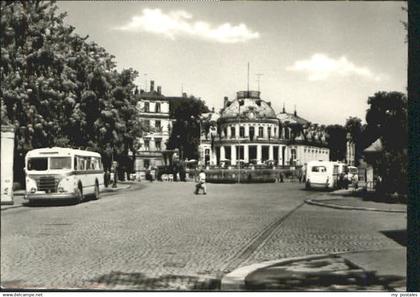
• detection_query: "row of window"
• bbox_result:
[143,119,163,131]
[222,126,278,139]
[143,139,162,151]
[75,156,103,171]
[304,148,329,154]
[143,102,161,113]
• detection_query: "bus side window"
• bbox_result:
[91,157,98,170]
[78,157,85,171]
[86,157,91,171]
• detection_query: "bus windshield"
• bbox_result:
[27,158,48,171]
[50,157,72,170]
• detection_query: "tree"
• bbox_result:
[167,96,209,160]
[0,1,142,183]
[344,116,363,164]
[325,124,347,162]
[364,91,408,195]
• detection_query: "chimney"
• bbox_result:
[282,102,286,113]
[157,86,161,95]
[224,96,229,107]
[294,105,297,116]
[150,80,155,92]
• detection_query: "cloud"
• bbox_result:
[287,54,383,81]
[117,8,259,43]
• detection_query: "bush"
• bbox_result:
[205,168,293,183]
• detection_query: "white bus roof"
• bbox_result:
[26,147,102,158]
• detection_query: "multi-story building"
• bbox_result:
[135,81,172,173]
[199,90,330,167]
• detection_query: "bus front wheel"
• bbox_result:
[75,185,84,203]
[92,182,100,200]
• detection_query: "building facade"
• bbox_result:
[199,90,330,167]
[135,81,172,172]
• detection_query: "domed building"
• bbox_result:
[199,90,330,167]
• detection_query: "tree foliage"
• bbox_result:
[0,0,142,182]
[344,116,363,163]
[167,96,209,160]
[325,124,347,162]
[364,91,408,195]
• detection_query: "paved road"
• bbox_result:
[0,182,405,290]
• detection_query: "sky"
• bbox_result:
[57,1,407,126]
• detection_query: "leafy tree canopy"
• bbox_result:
[1,0,142,182]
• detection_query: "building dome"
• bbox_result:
[220,91,277,121]
[277,110,309,126]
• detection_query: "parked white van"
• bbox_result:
[305,161,347,190]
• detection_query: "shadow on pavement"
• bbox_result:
[87,271,220,291]
[381,230,407,247]
[244,255,405,291]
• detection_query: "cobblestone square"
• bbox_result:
[1,182,405,290]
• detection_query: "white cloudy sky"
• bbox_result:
[57,1,407,125]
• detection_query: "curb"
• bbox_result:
[221,254,329,291]
[305,199,406,213]
[221,249,406,291]
[1,185,133,211]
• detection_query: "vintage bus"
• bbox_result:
[24,147,104,203]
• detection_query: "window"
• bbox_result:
[311,166,326,172]
[155,120,161,131]
[144,139,150,151]
[231,127,236,138]
[49,157,72,170]
[155,139,162,151]
[258,127,264,138]
[144,102,150,112]
[155,102,161,113]
[285,128,290,139]
[144,120,150,129]
[236,146,244,160]
[249,126,255,141]
[91,157,101,170]
[268,127,272,138]
[144,159,150,169]
[239,126,245,137]
[28,158,48,171]
[225,146,231,160]
[291,148,297,160]
[76,156,85,171]
[274,127,277,137]
[223,128,227,138]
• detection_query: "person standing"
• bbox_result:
[195,169,207,195]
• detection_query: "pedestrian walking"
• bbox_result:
[194,169,207,195]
